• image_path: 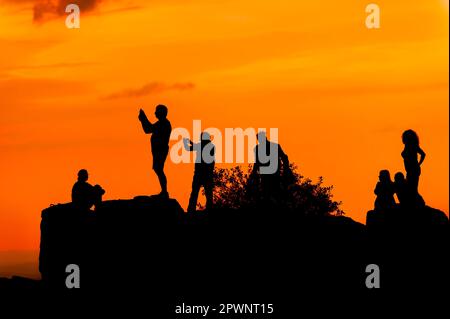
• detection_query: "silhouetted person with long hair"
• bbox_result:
[401,129,426,194]
[185,132,215,212]
[374,170,395,212]
[72,169,105,210]
[139,105,172,198]
[251,132,289,202]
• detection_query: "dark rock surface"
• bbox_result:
[1,197,448,314]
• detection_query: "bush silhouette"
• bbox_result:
[204,164,343,216]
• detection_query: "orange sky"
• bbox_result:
[0,0,448,274]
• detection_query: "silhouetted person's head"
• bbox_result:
[201,131,211,142]
[394,172,406,183]
[78,169,88,182]
[379,170,392,183]
[402,129,419,147]
[257,131,267,144]
[155,104,168,120]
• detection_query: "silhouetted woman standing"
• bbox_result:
[401,130,426,193]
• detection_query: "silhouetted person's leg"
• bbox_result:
[154,168,168,194]
[406,166,425,208]
[204,178,214,210]
[406,165,421,193]
[152,151,169,196]
[188,174,201,212]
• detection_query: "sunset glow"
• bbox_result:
[0,0,448,277]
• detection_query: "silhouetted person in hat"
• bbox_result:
[374,170,395,212]
[72,169,105,210]
[251,132,289,202]
[401,129,426,194]
[185,132,215,212]
[139,105,172,198]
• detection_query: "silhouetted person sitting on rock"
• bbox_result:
[394,172,408,206]
[401,129,426,194]
[184,132,215,212]
[374,170,395,212]
[139,105,172,198]
[251,132,289,203]
[394,171,425,209]
[72,169,105,210]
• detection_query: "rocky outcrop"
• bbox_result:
[365,204,449,290]
[39,196,368,292]
[36,197,449,303]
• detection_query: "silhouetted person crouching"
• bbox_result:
[251,132,289,203]
[139,105,172,198]
[72,169,105,210]
[374,170,395,212]
[185,132,215,212]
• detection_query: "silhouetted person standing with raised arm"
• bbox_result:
[139,105,172,198]
[72,169,105,210]
[251,132,289,202]
[185,132,215,212]
[401,129,426,194]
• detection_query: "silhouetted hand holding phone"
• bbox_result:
[138,108,152,133]
[138,108,146,121]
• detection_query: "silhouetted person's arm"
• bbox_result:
[388,182,395,196]
[94,184,105,196]
[183,138,195,151]
[418,147,426,166]
[71,183,78,203]
[188,139,195,151]
[374,182,381,196]
[138,109,153,134]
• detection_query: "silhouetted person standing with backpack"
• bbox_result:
[401,129,426,194]
[185,132,215,212]
[72,169,105,210]
[139,105,172,198]
[251,132,289,203]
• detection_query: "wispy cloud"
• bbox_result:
[33,0,100,22]
[103,82,195,100]
[2,0,145,22]
[1,61,98,72]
